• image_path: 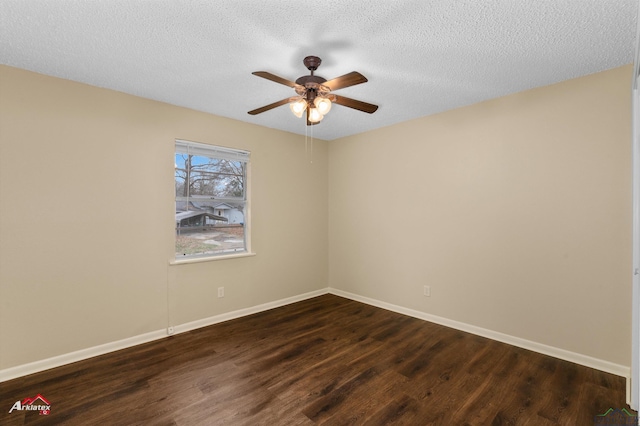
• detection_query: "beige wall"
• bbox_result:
[0,65,328,370]
[0,63,633,373]
[328,65,633,366]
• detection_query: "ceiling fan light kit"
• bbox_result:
[314,96,332,115]
[289,97,307,118]
[248,56,378,126]
[308,106,324,123]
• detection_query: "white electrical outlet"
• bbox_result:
[423,285,431,297]
[167,326,174,335]
[218,287,224,298]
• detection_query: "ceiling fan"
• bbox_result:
[248,56,378,125]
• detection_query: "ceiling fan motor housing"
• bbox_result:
[295,75,327,86]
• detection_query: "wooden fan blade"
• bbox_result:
[332,95,378,114]
[252,71,301,89]
[322,71,368,91]
[248,97,296,115]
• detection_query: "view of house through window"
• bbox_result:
[175,140,249,259]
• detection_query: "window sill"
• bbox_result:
[170,252,256,265]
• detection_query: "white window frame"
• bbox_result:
[173,139,252,263]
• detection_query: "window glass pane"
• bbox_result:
[175,202,246,257]
[175,144,248,259]
[175,154,245,199]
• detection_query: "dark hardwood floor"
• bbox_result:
[0,294,633,425]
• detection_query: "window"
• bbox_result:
[175,140,250,260]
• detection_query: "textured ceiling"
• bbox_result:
[0,1,637,140]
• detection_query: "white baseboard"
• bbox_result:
[0,288,328,383]
[171,288,328,335]
[328,287,631,381]
[0,329,168,383]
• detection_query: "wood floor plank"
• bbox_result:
[0,294,633,425]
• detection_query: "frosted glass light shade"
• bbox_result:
[308,107,323,123]
[314,97,332,115]
[289,98,307,118]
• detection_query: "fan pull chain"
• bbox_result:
[304,119,313,164]
[309,123,313,164]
